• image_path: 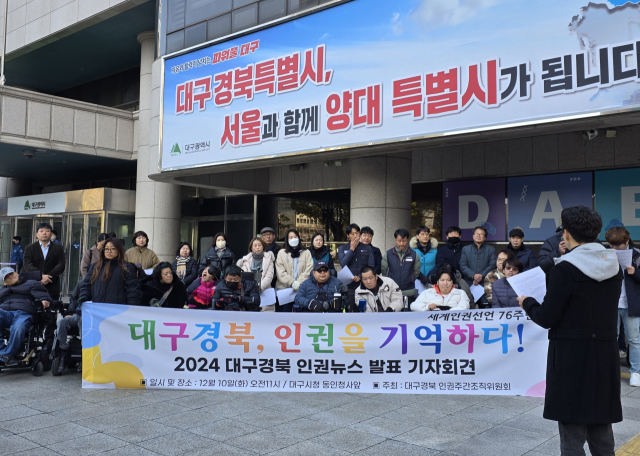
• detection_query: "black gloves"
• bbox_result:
[309,300,325,312]
[385,307,394,312]
[419,274,429,286]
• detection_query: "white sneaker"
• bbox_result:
[620,350,627,359]
[631,373,640,387]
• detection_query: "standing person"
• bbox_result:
[431,226,463,274]
[124,231,160,270]
[507,227,538,271]
[171,242,198,289]
[308,233,336,276]
[538,226,566,274]
[382,228,422,299]
[491,258,523,308]
[275,229,313,312]
[410,226,438,284]
[459,226,497,289]
[200,232,235,275]
[142,262,188,309]
[239,237,275,312]
[338,223,375,309]
[356,266,403,312]
[483,249,515,305]
[50,230,62,246]
[360,226,382,274]
[81,233,108,278]
[23,223,66,300]
[10,236,24,273]
[260,227,281,258]
[605,226,640,387]
[518,206,623,455]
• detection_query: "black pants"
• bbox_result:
[558,422,615,456]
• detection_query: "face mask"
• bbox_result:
[226,281,239,290]
[216,241,226,249]
[449,237,460,245]
[289,238,300,248]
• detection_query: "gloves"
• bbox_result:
[309,300,324,312]
[385,307,394,312]
[292,281,301,291]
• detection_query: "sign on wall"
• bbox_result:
[507,173,592,241]
[82,303,548,396]
[595,168,640,239]
[7,192,66,216]
[161,0,640,171]
[442,179,506,241]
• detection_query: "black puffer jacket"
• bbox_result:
[80,260,142,306]
[141,275,188,309]
[171,258,199,289]
[200,248,236,275]
[212,280,260,311]
[429,239,463,275]
[0,279,52,315]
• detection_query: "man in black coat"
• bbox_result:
[518,206,623,455]
[428,226,463,275]
[22,223,66,300]
[212,265,260,311]
[537,227,566,274]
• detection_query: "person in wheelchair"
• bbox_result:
[411,264,470,311]
[0,267,52,365]
[294,261,343,312]
[212,265,260,311]
[54,284,82,375]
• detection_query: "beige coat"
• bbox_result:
[275,249,313,289]
[124,247,160,270]
[81,246,101,278]
[239,251,275,291]
[355,276,404,312]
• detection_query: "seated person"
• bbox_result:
[186,266,220,309]
[355,266,404,312]
[483,249,515,305]
[56,283,82,375]
[212,265,260,311]
[295,261,343,312]
[491,258,524,308]
[411,266,470,311]
[0,267,51,365]
[142,262,188,308]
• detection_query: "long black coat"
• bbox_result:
[429,240,463,275]
[523,261,623,424]
[200,248,236,275]
[538,233,562,274]
[80,260,142,306]
[22,241,65,299]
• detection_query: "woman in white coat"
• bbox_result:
[239,237,275,312]
[275,228,313,312]
[412,267,470,311]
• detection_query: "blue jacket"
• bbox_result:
[459,242,497,285]
[410,237,438,276]
[491,277,519,308]
[294,276,343,311]
[507,244,538,271]
[337,243,375,279]
[10,244,24,265]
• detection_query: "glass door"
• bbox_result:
[67,215,85,295]
[0,218,12,266]
[16,218,33,245]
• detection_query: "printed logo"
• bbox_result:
[170,143,181,156]
[24,200,46,210]
[24,201,29,210]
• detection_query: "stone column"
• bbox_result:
[135,31,181,261]
[0,178,31,197]
[350,152,412,252]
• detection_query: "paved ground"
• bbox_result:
[0,363,638,456]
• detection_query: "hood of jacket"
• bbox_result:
[409,237,438,251]
[555,243,620,282]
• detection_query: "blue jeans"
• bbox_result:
[0,309,32,360]
[618,308,640,375]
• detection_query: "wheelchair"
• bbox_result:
[50,303,82,376]
[0,300,63,376]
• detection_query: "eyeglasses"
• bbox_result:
[504,266,518,271]
[316,269,329,273]
[104,248,117,252]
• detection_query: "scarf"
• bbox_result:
[176,256,189,278]
[176,256,190,266]
[310,245,328,261]
[251,252,264,269]
[288,245,302,259]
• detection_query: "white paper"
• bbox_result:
[470,284,485,303]
[616,249,633,268]
[507,266,547,304]
[144,269,154,275]
[276,288,297,305]
[337,267,354,285]
[415,279,427,295]
[259,288,277,307]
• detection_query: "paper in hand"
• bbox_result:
[337,267,354,285]
[615,249,632,269]
[276,288,297,305]
[469,284,484,303]
[507,266,546,304]
[259,288,277,307]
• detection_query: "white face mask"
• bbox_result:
[216,240,226,249]
[289,238,300,248]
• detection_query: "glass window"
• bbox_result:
[167,0,186,32]
[226,195,254,215]
[259,0,285,23]
[207,13,232,40]
[412,183,443,241]
[166,30,185,54]
[185,22,207,47]
[107,214,136,251]
[287,0,317,14]
[232,3,258,32]
[185,0,232,26]
[233,0,255,7]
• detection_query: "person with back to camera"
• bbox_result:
[411,265,470,311]
[124,231,160,270]
[518,206,623,456]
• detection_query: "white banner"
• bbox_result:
[8,192,66,216]
[82,303,548,396]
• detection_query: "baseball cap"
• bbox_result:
[260,227,275,235]
[509,228,525,238]
[1,267,16,283]
[314,261,329,271]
